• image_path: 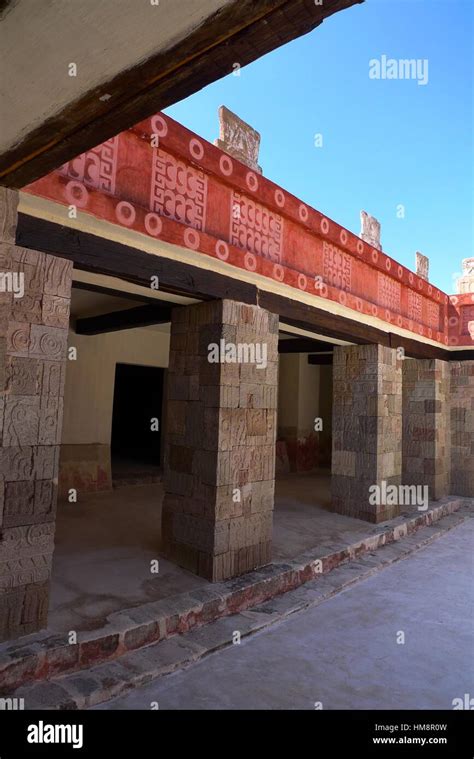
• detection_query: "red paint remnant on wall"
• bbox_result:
[23,113,472,347]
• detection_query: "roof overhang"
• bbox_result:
[0,0,363,188]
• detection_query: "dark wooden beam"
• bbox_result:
[258,290,390,347]
[73,280,157,304]
[308,354,334,365]
[279,337,334,353]
[450,350,474,361]
[16,213,258,306]
[16,213,467,361]
[75,304,173,335]
[387,332,449,361]
[1,0,362,188]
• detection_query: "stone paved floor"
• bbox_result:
[95,521,474,710]
[50,471,334,631]
[48,471,439,633]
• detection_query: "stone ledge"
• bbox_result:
[12,507,471,710]
[0,496,472,697]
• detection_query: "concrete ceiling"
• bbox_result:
[0,0,363,188]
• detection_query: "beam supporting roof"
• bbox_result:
[16,212,474,362]
[75,304,174,335]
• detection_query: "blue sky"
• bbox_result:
[165,0,473,295]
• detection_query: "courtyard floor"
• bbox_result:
[48,471,432,634]
[95,521,474,710]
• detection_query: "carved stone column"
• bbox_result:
[402,359,450,501]
[331,344,402,523]
[450,361,474,496]
[161,299,278,581]
[0,188,72,642]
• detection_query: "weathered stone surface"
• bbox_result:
[0,523,55,561]
[402,359,450,500]
[0,244,71,643]
[29,325,68,361]
[2,480,57,528]
[456,258,474,294]
[5,356,39,395]
[38,396,63,445]
[450,361,474,496]
[40,361,65,397]
[415,251,429,281]
[34,445,60,480]
[44,256,73,299]
[0,581,49,640]
[6,321,30,356]
[11,293,42,324]
[162,300,278,581]
[11,247,45,288]
[331,344,402,522]
[0,552,53,592]
[0,188,19,244]
[214,106,262,174]
[3,395,40,446]
[360,210,381,250]
[42,295,70,328]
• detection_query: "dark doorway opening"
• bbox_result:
[111,363,165,485]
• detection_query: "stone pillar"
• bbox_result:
[0,188,72,642]
[161,299,278,581]
[402,359,450,501]
[331,344,402,523]
[450,361,474,496]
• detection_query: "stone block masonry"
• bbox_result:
[402,359,450,500]
[162,299,279,581]
[450,361,474,497]
[331,344,402,523]
[0,188,72,642]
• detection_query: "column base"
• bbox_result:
[0,581,49,643]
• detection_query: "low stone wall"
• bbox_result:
[58,443,112,497]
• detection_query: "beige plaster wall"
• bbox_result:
[62,325,170,445]
[277,353,330,471]
[297,354,321,438]
[58,325,169,495]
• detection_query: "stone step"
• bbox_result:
[13,506,472,710]
[0,496,471,700]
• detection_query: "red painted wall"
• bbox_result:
[23,112,473,348]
